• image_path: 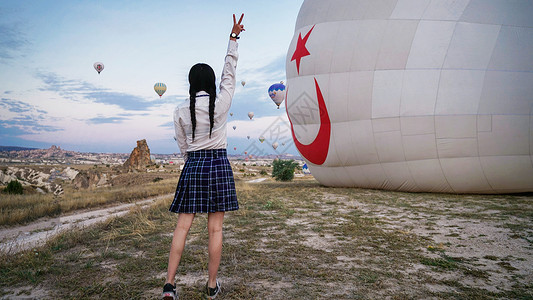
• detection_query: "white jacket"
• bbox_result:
[174,40,238,161]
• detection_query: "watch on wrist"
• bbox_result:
[230,32,240,39]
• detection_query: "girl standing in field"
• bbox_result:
[162,13,245,300]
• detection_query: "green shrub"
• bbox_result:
[260,170,268,176]
[271,159,299,182]
[4,180,23,195]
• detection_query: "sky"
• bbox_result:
[0,0,305,155]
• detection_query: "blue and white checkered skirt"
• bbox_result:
[169,148,239,213]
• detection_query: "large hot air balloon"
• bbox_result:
[268,82,286,109]
[259,136,265,143]
[272,142,279,150]
[287,0,533,194]
[154,83,167,97]
[248,112,254,120]
[93,62,104,74]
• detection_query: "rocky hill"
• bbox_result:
[0,166,78,196]
[123,139,154,171]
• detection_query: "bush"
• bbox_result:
[4,180,23,195]
[260,170,268,176]
[272,159,299,182]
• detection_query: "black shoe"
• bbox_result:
[162,283,176,300]
[206,280,220,299]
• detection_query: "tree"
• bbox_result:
[272,159,299,182]
[4,180,23,194]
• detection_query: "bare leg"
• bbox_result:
[207,211,225,288]
[166,213,195,284]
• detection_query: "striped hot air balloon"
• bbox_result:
[154,83,167,97]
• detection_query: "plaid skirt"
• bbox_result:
[169,148,238,213]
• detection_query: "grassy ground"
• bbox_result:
[1,178,532,299]
[0,175,176,226]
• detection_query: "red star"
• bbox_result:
[291,25,315,75]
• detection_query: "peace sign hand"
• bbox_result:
[231,13,245,38]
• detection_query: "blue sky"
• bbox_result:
[0,0,304,154]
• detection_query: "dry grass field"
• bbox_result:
[1,176,532,299]
[0,166,178,226]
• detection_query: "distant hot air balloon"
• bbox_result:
[244,151,248,155]
[154,83,167,97]
[268,82,286,109]
[234,147,237,151]
[259,136,265,143]
[249,154,253,159]
[232,125,236,130]
[281,142,285,146]
[230,112,233,116]
[272,142,279,150]
[241,81,246,87]
[93,62,104,74]
[247,135,250,139]
[248,112,254,120]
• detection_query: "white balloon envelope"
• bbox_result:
[248,112,254,120]
[268,82,286,109]
[286,0,533,193]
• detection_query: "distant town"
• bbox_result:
[0,145,303,167]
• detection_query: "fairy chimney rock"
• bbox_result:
[124,139,152,171]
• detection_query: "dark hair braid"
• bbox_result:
[188,63,217,141]
[189,94,197,141]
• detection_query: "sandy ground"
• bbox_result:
[0,194,172,254]
[323,192,533,293]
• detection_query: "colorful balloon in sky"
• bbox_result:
[248,112,254,120]
[272,142,279,150]
[268,82,286,109]
[286,0,533,194]
[259,136,265,143]
[93,62,104,74]
[230,112,233,116]
[154,83,167,97]
[241,81,246,86]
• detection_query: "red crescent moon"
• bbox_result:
[286,78,331,165]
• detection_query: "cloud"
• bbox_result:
[0,97,34,113]
[158,121,173,128]
[36,72,154,111]
[0,118,62,136]
[0,97,62,135]
[0,24,28,60]
[87,116,128,124]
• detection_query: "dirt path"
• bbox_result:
[0,194,173,253]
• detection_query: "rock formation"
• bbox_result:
[72,170,108,189]
[123,139,152,171]
[0,167,64,196]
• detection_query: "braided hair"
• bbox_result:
[188,63,217,141]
